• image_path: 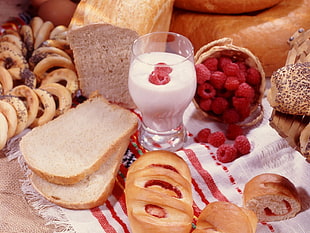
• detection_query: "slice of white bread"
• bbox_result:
[30,139,129,210]
[19,95,138,185]
[67,0,175,108]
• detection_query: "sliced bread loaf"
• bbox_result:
[30,139,129,209]
[19,95,138,185]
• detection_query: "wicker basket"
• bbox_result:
[269,29,310,161]
[193,38,266,127]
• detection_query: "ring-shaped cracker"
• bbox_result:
[30,17,44,42]
[2,95,28,136]
[0,50,29,79]
[31,88,56,127]
[0,34,26,56]
[34,21,55,49]
[0,41,23,56]
[31,46,72,62]
[49,25,68,40]
[0,66,13,94]
[40,39,73,58]
[8,85,39,128]
[41,68,78,94]
[40,82,72,116]
[33,56,75,81]
[0,100,18,138]
[0,112,8,150]
[19,24,34,58]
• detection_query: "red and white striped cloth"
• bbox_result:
[21,98,310,233]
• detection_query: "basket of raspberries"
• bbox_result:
[193,38,266,163]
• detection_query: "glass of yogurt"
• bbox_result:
[128,32,196,152]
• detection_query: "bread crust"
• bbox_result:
[243,173,301,222]
[170,0,310,77]
[193,201,257,233]
[174,0,283,14]
[125,150,193,233]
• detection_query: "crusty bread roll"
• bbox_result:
[170,0,310,77]
[174,0,283,14]
[125,150,193,233]
[243,173,302,222]
[68,0,174,108]
[20,95,138,185]
[193,201,257,233]
[267,62,310,116]
[30,139,129,210]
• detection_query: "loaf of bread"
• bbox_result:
[67,0,174,108]
[170,0,310,77]
[243,173,301,222]
[193,201,258,233]
[125,150,193,233]
[20,95,138,185]
[174,0,283,14]
[30,139,129,209]
[267,62,310,116]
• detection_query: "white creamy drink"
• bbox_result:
[129,51,196,132]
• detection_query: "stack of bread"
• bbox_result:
[267,28,310,161]
[170,0,310,77]
[20,95,138,209]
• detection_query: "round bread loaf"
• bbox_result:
[243,173,301,222]
[174,0,283,14]
[170,0,310,77]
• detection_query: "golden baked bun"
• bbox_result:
[170,0,310,77]
[193,201,257,233]
[174,0,283,14]
[125,150,194,233]
[243,173,301,222]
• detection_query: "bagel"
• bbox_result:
[0,66,13,95]
[0,100,18,139]
[34,21,55,49]
[170,0,310,77]
[174,0,283,14]
[8,85,40,128]
[40,39,73,57]
[19,24,35,59]
[0,41,24,56]
[40,68,78,94]
[1,95,28,136]
[30,16,44,42]
[19,68,37,89]
[0,34,27,57]
[33,56,75,81]
[40,82,72,116]
[0,112,8,150]
[0,50,29,79]
[31,88,56,127]
[49,25,68,40]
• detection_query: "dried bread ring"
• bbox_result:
[30,16,44,42]
[0,112,8,150]
[40,39,72,58]
[2,95,28,136]
[31,88,56,127]
[40,82,72,116]
[8,85,40,128]
[0,41,24,56]
[0,34,27,57]
[34,21,54,49]
[49,25,68,40]
[19,24,34,59]
[0,100,18,138]
[33,56,75,81]
[0,50,29,79]
[0,66,13,95]
[41,68,78,94]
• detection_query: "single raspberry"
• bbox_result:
[246,67,261,86]
[154,62,172,74]
[218,56,232,71]
[195,128,211,143]
[199,98,212,111]
[208,131,226,147]
[237,61,247,72]
[236,71,246,83]
[216,144,238,163]
[232,96,251,120]
[211,97,229,115]
[210,71,226,89]
[235,83,255,101]
[234,135,251,155]
[195,64,211,84]
[224,76,240,91]
[203,57,218,71]
[222,62,239,76]
[226,124,244,140]
[197,82,216,99]
[222,108,240,124]
[149,70,170,85]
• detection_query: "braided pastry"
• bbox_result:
[125,150,194,233]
